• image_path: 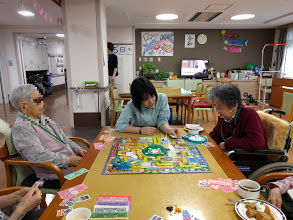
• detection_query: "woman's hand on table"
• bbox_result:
[219,142,226,150]
[167,128,181,137]
[141,127,157,135]
[268,187,282,210]
[77,148,87,157]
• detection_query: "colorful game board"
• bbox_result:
[102,137,211,175]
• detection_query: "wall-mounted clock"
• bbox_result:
[197,34,208,45]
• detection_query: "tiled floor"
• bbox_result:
[0,89,292,191]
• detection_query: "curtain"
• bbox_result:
[274,28,287,71]
[281,27,293,78]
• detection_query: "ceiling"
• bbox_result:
[0,0,292,29]
[0,0,62,26]
[105,0,293,29]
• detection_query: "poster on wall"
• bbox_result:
[141,32,174,56]
[185,34,195,48]
[113,44,133,55]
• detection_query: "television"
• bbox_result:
[181,59,209,78]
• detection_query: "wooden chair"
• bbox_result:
[288,103,293,123]
[183,85,217,125]
[257,78,272,104]
[0,123,90,208]
[179,82,204,121]
[110,86,131,126]
[255,172,293,185]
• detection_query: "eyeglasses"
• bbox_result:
[32,97,43,104]
[23,97,43,104]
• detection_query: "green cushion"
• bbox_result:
[112,88,120,108]
[184,79,202,92]
[114,106,124,112]
[5,133,34,187]
[40,188,59,195]
[260,78,272,87]
[166,79,185,88]
[282,92,293,115]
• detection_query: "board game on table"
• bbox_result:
[102,136,211,174]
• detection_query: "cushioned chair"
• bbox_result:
[282,92,293,116]
[179,82,204,121]
[182,85,216,125]
[0,123,90,208]
[110,86,131,126]
[257,78,272,104]
[227,109,293,178]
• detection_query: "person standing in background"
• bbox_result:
[107,42,118,83]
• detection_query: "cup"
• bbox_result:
[238,179,260,199]
[66,208,91,220]
[188,128,200,135]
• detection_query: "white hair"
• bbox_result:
[10,84,38,112]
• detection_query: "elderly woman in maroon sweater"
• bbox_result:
[209,84,267,156]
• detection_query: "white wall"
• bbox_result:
[0,25,62,102]
[107,26,135,93]
[47,38,66,86]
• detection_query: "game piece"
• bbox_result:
[166,205,173,212]
[174,205,182,214]
[64,168,89,180]
[113,157,131,170]
[102,137,211,174]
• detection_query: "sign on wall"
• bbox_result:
[113,44,133,55]
[141,32,174,56]
[185,34,195,48]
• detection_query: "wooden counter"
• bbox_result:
[270,78,293,107]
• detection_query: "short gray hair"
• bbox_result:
[10,84,38,112]
[210,84,242,108]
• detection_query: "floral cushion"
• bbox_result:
[183,98,211,108]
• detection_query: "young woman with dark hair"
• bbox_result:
[116,77,180,136]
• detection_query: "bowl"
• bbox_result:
[238,179,260,199]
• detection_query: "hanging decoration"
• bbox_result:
[223,47,242,53]
[224,39,248,46]
[32,0,63,25]
[221,30,247,54]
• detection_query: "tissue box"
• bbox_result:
[84,81,98,88]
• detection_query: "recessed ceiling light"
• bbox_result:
[18,10,35,17]
[231,14,255,20]
[56,34,64,37]
[156,14,178,20]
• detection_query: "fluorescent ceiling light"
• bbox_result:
[231,14,255,20]
[156,14,178,20]
[56,34,64,37]
[18,10,35,16]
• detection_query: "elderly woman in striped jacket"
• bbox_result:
[10,84,87,188]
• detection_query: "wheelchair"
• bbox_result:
[226,109,293,180]
[27,73,54,97]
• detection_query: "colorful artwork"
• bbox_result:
[102,137,211,175]
[141,32,174,56]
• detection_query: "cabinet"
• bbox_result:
[22,40,49,71]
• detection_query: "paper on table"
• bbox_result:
[94,142,107,150]
[64,168,89,180]
[58,184,87,200]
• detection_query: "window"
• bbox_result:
[282,27,293,78]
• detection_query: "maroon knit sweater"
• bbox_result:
[209,106,268,151]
